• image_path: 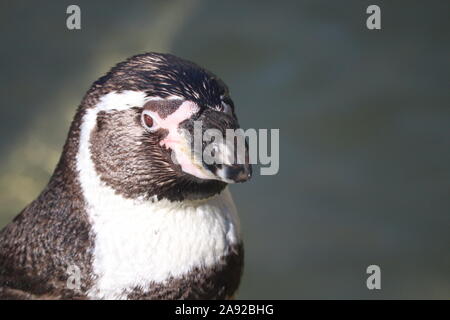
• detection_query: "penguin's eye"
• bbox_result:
[144,114,153,127]
[141,111,159,131]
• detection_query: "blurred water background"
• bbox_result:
[0,0,449,298]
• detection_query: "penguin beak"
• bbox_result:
[203,139,252,183]
[166,131,252,183]
[161,109,251,183]
[154,100,251,184]
[189,108,252,184]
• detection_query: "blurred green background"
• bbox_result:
[0,0,449,299]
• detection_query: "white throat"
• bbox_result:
[76,91,241,299]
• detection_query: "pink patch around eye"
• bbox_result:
[158,101,199,148]
[155,101,213,179]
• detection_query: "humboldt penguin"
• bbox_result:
[0,53,251,299]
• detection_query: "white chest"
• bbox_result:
[75,92,241,299]
[83,186,240,299]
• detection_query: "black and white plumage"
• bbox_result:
[0,53,251,299]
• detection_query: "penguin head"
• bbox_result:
[77,53,251,201]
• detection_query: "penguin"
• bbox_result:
[0,53,251,300]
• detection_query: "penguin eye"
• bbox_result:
[141,110,159,131]
[144,114,153,127]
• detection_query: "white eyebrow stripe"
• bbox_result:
[94,91,186,113]
[146,95,184,102]
[166,95,185,100]
[145,96,165,102]
[95,91,147,112]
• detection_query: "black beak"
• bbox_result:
[180,108,253,184]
